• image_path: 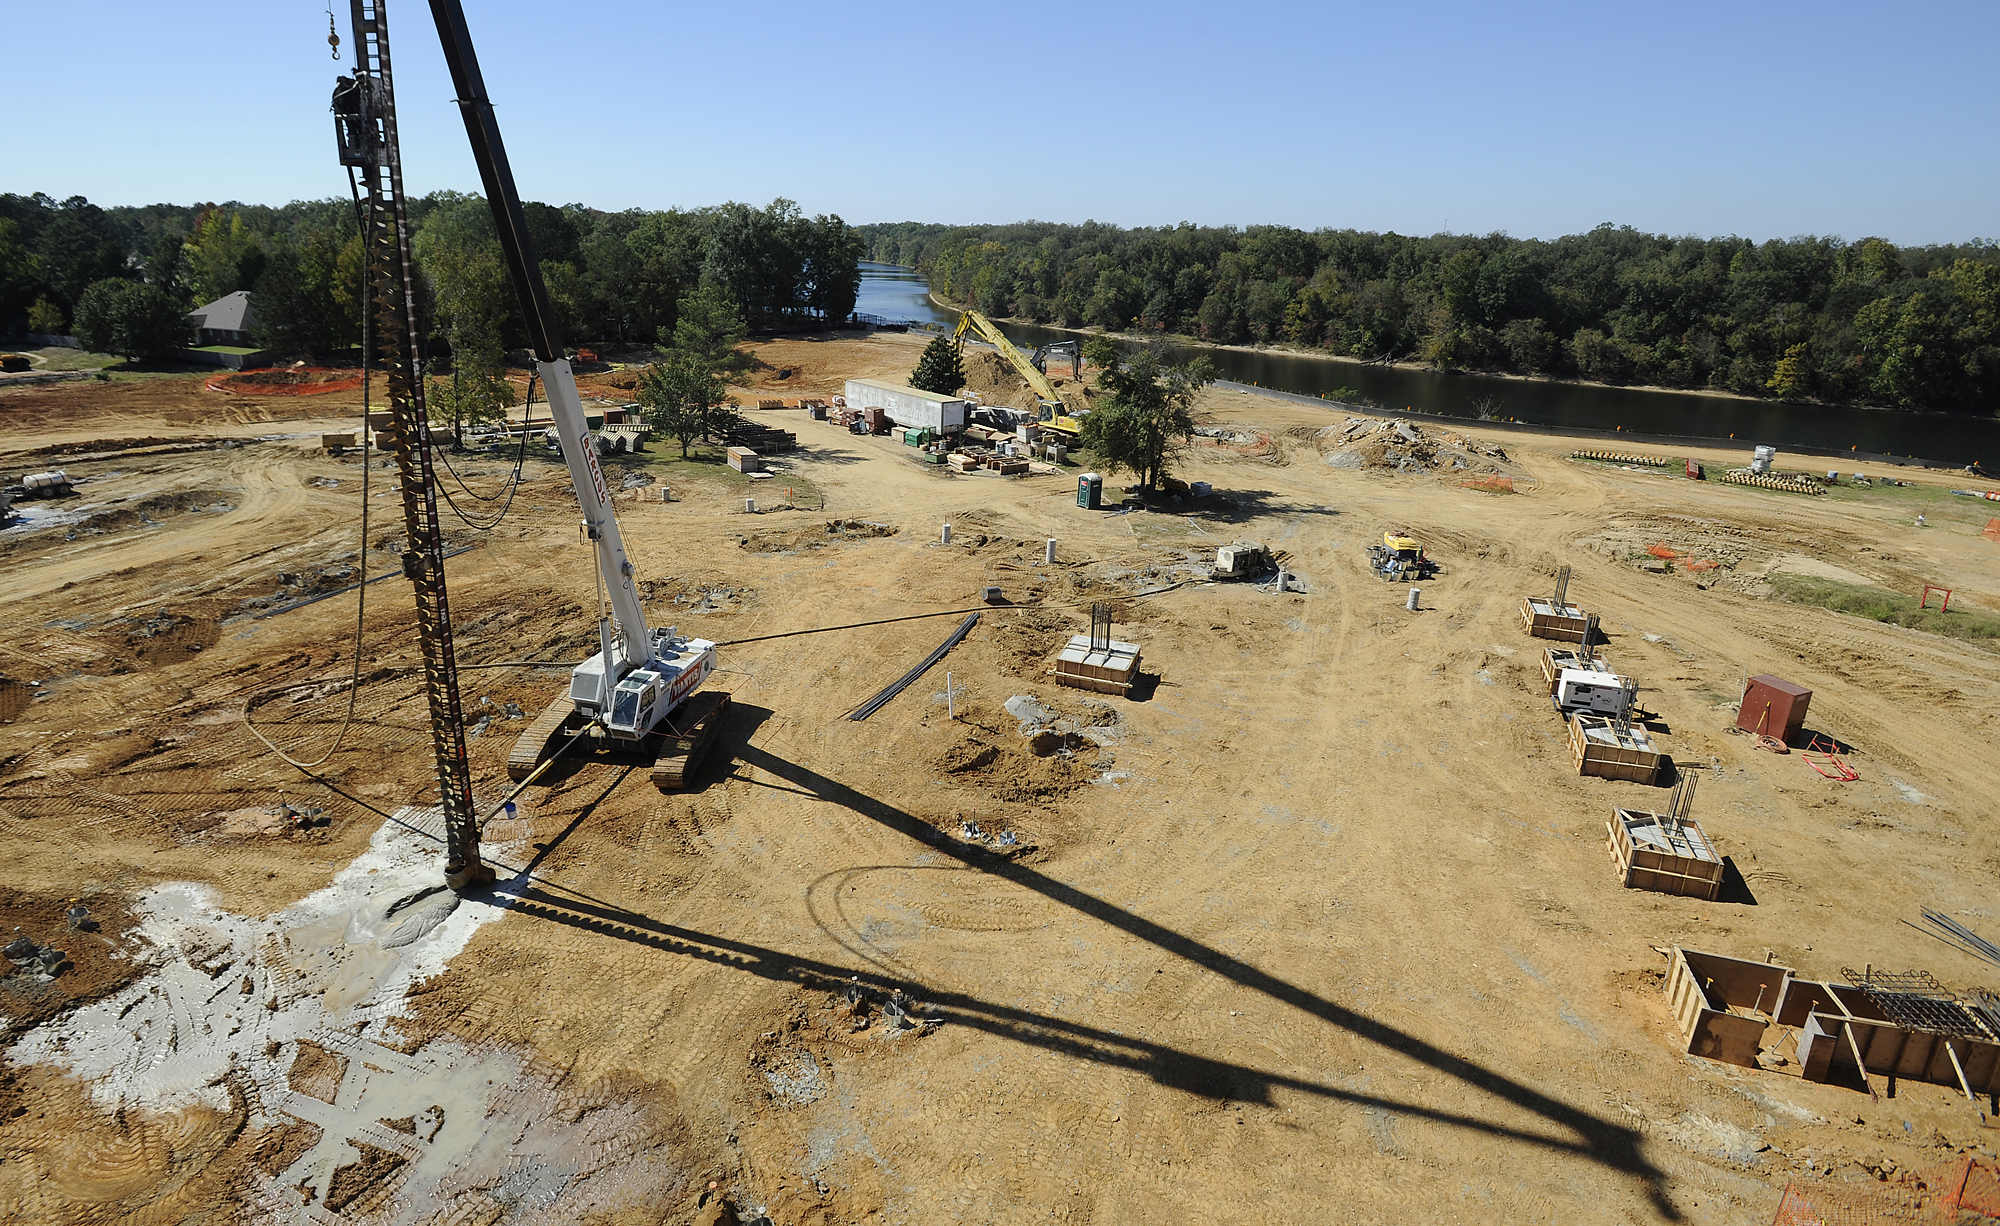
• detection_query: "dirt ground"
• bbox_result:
[3,336,2000,1225]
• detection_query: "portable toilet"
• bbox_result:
[1077,472,1103,509]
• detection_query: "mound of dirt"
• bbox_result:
[737,519,899,554]
[1307,417,1510,474]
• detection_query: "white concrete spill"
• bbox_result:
[8,810,689,1221]
[11,810,516,1115]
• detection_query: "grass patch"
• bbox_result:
[1766,572,2000,650]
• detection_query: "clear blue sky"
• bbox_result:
[6,1,1995,244]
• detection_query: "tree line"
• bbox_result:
[860,220,2000,413]
[0,191,864,364]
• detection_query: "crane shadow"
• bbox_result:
[728,740,1679,1218]
[480,878,1671,1179]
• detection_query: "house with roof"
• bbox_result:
[188,290,256,346]
[183,290,272,369]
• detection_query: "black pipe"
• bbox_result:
[425,0,563,363]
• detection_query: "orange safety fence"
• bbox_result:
[1647,543,1680,558]
[1801,734,1860,781]
[1986,518,2000,541]
[1686,559,1721,572]
[1771,1153,2000,1224]
[1457,474,1516,493]
[206,368,364,396]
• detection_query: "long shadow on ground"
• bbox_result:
[465,714,1680,1218]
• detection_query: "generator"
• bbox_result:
[1212,542,1273,580]
[1554,668,1637,719]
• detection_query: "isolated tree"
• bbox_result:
[72,278,187,359]
[1078,343,1215,492]
[666,284,752,375]
[637,348,735,458]
[908,334,965,395]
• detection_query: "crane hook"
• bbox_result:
[326,7,341,60]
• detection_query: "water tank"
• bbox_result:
[22,470,69,494]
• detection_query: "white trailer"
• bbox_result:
[1554,668,1637,719]
[844,378,968,434]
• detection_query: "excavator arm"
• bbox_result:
[952,310,1064,406]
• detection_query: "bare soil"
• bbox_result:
[3,339,1999,1224]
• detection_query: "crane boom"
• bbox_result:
[423,0,715,742]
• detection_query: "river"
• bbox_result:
[854,262,1995,468]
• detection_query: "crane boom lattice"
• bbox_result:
[334,0,489,889]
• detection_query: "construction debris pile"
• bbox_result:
[1314,418,1510,473]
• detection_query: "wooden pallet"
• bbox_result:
[506,692,578,781]
[651,690,732,791]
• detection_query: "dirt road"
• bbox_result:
[2,349,1998,1224]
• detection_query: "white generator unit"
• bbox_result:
[1750,445,1776,474]
[1213,542,1272,580]
[1554,668,1637,719]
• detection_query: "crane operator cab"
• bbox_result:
[602,629,716,740]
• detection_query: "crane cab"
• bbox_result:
[606,670,663,739]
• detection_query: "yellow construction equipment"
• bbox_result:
[1366,529,1436,582]
[952,310,1090,440]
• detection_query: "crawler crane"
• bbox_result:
[332,0,730,871]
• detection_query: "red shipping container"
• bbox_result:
[1738,674,1811,745]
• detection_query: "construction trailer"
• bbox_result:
[1667,947,1793,1067]
[1568,714,1669,784]
[1521,565,1592,642]
[1607,776,1721,900]
[1737,674,1811,745]
[1540,646,1614,695]
[1053,602,1141,697]
[843,378,969,435]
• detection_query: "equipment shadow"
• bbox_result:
[727,739,1677,1216]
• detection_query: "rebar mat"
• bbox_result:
[1844,967,1993,1039]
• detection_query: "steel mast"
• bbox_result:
[333,0,491,890]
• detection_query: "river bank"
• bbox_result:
[907,285,1999,466]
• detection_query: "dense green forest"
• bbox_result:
[0,191,864,359]
[860,221,2000,413]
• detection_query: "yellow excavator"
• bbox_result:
[952,309,1090,441]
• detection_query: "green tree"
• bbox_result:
[427,365,516,441]
[1078,343,1215,492]
[1766,342,1813,399]
[26,295,65,334]
[908,334,965,395]
[182,209,266,305]
[636,348,734,458]
[1081,334,1122,374]
[72,278,187,359]
[667,284,752,374]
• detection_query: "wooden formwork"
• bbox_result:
[1569,716,1669,784]
[1783,979,2000,1096]
[1668,947,1792,1067]
[1607,809,1722,899]
[1521,597,1591,643]
[1053,634,1141,697]
[1541,646,1613,695]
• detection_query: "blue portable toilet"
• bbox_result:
[1077,472,1103,509]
